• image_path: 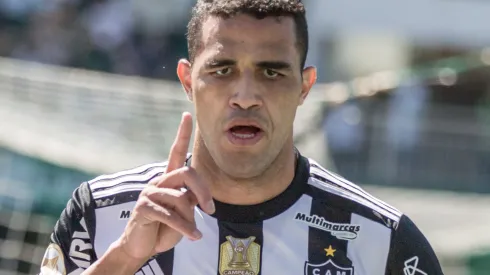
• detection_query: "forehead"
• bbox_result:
[197,14,299,63]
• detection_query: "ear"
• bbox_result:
[299,66,317,106]
[177,59,193,101]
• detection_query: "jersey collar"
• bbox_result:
[203,150,310,223]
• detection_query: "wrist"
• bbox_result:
[83,239,149,275]
[108,239,150,272]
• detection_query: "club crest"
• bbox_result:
[305,259,354,275]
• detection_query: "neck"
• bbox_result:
[191,131,297,206]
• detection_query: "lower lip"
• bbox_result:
[226,130,264,146]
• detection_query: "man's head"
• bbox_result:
[177,0,316,180]
[187,0,309,69]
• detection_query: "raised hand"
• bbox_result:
[119,112,215,260]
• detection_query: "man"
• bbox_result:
[40,0,444,274]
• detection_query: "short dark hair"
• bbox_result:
[187,0,308,69]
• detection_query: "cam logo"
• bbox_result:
[305,259,354,275]
[40,243,66,275]
[219,236,260,275]
[294,212,361,240]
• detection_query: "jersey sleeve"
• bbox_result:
[39,182,98,275]
[387,214,444,275]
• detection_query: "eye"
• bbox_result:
[263,69,280,79]
[214,67,232,76]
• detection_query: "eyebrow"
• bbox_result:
[203,59,292,71]
[204,59,236,69]
[256,61,292,71]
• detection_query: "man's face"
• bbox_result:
[178,14,316,179]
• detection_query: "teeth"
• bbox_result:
[232,132,255,139]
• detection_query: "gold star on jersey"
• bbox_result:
[324,245,336,257]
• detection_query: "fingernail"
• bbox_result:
[192,230,202,240]
[207,200,216,214]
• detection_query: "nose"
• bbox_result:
[229,73,262,110]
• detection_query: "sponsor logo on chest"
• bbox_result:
[294,212,361,240]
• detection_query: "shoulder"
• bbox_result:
[88,162,167,199]
[88,161,167,199]
[87,153,191,202]
[305,157,404,230]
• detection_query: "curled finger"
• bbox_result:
[137,197,202,241]
[156,167,215,215]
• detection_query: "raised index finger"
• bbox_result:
[166,112,193,173]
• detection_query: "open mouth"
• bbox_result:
[229,125,263,139]
[226,123,265,146]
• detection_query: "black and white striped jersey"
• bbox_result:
[39,152,444,275]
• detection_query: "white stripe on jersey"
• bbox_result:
[309,159,402,217]
[94,201,137,258]
[92,183,147,199]
[88,162,167,185]
[262,195,311,275]
[89,166,165,191]
[309,166,402,220]
[148,260,165,275]
[308,177,401,222]
[173,208,219,274]
[347,213,391,274]
[67,268,84,275]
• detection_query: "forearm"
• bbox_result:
[81,241,147,275]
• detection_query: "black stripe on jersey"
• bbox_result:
[308,173,397,230]
[154,250,174,275]
[49,182,99,273]
[305,186,353,269]
[78,182,98,246]
[217,221,264,275]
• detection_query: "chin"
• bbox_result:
[214,150,269,179]
[221,164,266,180]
